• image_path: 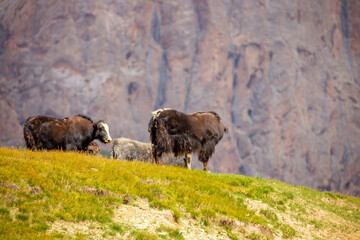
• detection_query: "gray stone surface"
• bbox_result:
[0,0,359,196]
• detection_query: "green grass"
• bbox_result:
[0,147,359,239]
[157,225,184,240]
[130,229,158,240]
[279,224,296,238]
[110,223,125,234]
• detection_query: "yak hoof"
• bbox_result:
[184,153,192,170]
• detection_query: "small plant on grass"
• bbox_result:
[110,223,125,235]
[200,217,210,226]
[157,225,184,240]
[260,209,278,221]
[223,226,239,240]
[309,220,323,229]
[245,232,262,240]
[0,207,10,215]
[280,224,296,238]
[172,209,182,223]
[32,223,50,231]
[282,191,294,200]
[131,229,158,240]
[247,185,275,199]
[0,207,12,221]
[190,209,200,219]
[16,213,29,221]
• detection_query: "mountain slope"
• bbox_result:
[1,0,360,197]
[0,148,359,239]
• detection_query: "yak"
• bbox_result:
[148,108,228,171]
[110,137,191,168]
[84,141,101,156]
[23,115,112,151]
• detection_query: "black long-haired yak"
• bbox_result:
[23,115,112,151]
[148,108,228,171]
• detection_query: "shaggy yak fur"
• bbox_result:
[148,108,228,171]
[23,115,112,151]
[84,141,101,155]
[110,137,191,168]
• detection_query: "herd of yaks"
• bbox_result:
[23,108,228,171]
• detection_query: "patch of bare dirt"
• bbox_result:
[28,186,42,195]
[1,180,43,195]
[50,220,108,239]
[48,198,273,239]
[47,197,360,239]
[0,180,21,191]
[307,205,360,240]
[245,197,360,240]
[79,186,115,197]
[112,198,230,240]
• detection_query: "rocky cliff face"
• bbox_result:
[0,0,359,196]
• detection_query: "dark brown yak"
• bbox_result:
[148,108,228,171]
[24,115,112,151]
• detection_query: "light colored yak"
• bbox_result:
[110,137,191,169]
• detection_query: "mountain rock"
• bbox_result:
[0,0,359,196]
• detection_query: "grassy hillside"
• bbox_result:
[0,148,359,239]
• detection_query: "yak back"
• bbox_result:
[70,114,93,123]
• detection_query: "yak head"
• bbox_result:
[94,121,112,144]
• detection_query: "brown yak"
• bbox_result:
[148,108,228,171]
[24,115,112,151]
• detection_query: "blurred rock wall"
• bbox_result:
[0,0,359,196]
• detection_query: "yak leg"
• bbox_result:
[203,161,210,172]
[198,153,211,172]
[152,153,156,164]
[184,153,192,169]
[151,145,162,164]
[154,152,163,165]
[151,146,156,164]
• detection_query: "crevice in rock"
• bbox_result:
[340,0,354,75]
[193,0,210,33]
[184,1,205,111]
[330,24,336,48]
[154,51,169,110]
[0,24,10,56]
[151,9,161,45]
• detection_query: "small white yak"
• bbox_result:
[110,137,191,169]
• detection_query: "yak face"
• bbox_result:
[94,121,112,144]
